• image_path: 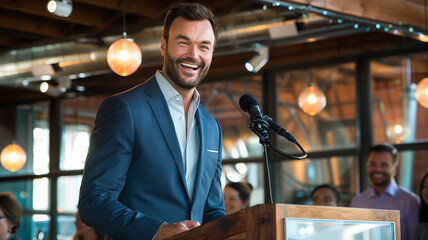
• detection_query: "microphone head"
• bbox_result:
[239,94,259,112]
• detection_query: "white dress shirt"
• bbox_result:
[155,71,200,200]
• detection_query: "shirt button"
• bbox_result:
[181,115,185,120]
[176,97,180,101]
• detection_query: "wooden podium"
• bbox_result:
[168,204,400,240]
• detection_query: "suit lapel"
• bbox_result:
[191,109,207,204]
[145,77,189,197]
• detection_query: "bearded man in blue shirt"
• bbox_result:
[350,143,419,240]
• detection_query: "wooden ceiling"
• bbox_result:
[0,0,428,106]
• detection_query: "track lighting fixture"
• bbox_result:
[47,0,73,17]
[245,44,269,73]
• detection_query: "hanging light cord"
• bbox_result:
[122,0,127,38]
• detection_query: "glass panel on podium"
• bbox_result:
[285,217,395,240]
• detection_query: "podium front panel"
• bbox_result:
[285,217,395,240]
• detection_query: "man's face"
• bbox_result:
[160,17,215,90]
[366,151,397,187]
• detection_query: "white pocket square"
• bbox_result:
[207,149,218,153]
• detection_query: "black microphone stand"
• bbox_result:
[248,116,274,204]
[248,116,307,205]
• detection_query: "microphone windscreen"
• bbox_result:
[239,94,258,112]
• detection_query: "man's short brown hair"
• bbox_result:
[369,143,398,165]
[162,3,219,44]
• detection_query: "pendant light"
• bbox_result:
[416,3,428,109]
[107,0,142,77]
[1,143,26,172]
[416,78,428,109]
[298,83,327,116]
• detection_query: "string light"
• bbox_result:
[260,0,428,42]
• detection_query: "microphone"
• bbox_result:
[239,94,298,144]
[239,94,263,120]
[239,94,269,142]
[262,115,298,144]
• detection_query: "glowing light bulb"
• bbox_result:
[0,144,27,172]
[416,78,428,109]
[387,123,408,143]
[298,85,327,116]
[40,82,49,93]
[47,0,57,13]
[107,38,142,77]
[394,124,403,134]
[307,94,317,104]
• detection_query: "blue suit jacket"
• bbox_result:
[78,76,225,240]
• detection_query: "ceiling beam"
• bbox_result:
[0,10,65,38]
[74,0,171,18]
[285,0,428,31]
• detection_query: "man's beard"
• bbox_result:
[164,50,209,89]
[369,172,391,187]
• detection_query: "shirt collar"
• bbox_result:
[155,70,200,106]
[385,178,399,196]
[368,178,399,198]
[156,70,179,101]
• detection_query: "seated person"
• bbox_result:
[0,192,22,240]
[311,184,341,206]
[413,171,428,240]
[223,182,253,215]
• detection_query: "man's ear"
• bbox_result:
[393,164,399,176]
[243,200,249,209]
[160,38,166,57]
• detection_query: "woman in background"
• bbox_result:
[223,182,253,215]
[413,171,428,240]
[72,211,103,240]
[0,192,22,240]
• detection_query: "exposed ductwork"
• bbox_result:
[0,8,356,87]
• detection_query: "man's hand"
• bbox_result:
[154,220,200,240]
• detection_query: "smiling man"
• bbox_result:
[78,3,225,240]
[350,143,420,240]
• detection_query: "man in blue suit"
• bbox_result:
[78,3,225,240]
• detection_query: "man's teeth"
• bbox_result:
[181,63,198,70]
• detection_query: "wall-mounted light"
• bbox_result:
[0,143,26,172]
[298,83,327,116]
[245,44,269,73]
[415,77,428,108]
[47,0,73,17]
